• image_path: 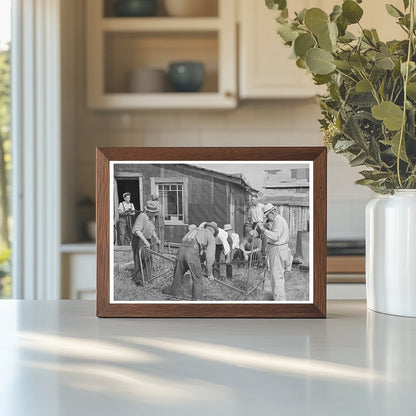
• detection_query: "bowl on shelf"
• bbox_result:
[168,61,205,92]
[128,68,167,93]
[164,0,218,17]
[114,0,158,17]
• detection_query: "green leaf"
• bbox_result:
[266,0,287,11]
[381,132,409,162]
[356,79,372,92]
[330,5,342,22]
[407,82,416,99]
[339,31,356,43]
[296,8,307,23]
[277,23,298,43]
[342,0,364,24]
[385,4,404,18]
[296,57,308,69]
[306,48,335,75]
[350,152,368,167]
[294,33,316,58]
[372,101,404,131]
[350,54,368,70]
[371,29,380,43]
[375,55,395,70]
[313,74,332,85]
[336,15,348,36]
[360,170,391,181]
[318,27,334,52]
[333,60,353,70]
[334,140,355,151]
[304,8,329,35]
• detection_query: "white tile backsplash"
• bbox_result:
[73,98,370,240]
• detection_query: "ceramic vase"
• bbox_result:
[366,190,416,317]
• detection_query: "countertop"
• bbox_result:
[0,300,415,415]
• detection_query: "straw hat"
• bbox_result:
[204,221,219,237]
[263,203,276,215]
[144,200,159,213]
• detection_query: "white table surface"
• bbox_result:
[0,300,415,416]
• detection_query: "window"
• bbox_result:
[0,0,11,298]
[158,182,185,223]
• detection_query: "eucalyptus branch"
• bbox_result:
[397,0,415,188]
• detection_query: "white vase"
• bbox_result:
[366,190,416,317]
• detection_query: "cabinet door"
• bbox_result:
[239,0,326,99]
[239,0,404,99]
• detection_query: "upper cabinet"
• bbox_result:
[86,0,237,109]
[238,0,405,100]
[239,0,325,99]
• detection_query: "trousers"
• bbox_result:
[132,235,152,285]
[170,241,203,300]
[267,244,289,301]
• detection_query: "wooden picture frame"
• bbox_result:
[96,147,327,318]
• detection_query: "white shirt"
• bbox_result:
[249,203,265,223]
[118,201,135,214]
[230,232,240,249]
[215,228,231,256]
[264,214,289,245]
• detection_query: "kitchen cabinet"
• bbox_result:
[86,0,237,109]
[239,0,325,99]
[238,0,404,99]
[61,245,96,300]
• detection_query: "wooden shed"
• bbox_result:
[260,168,310,246]
[114,163,256,243]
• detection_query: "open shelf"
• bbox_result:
[104,31,218,94]
[103,0,219,18]
[87,0,236,109]
[101,17,221,32]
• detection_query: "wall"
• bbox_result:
[61,0,374,243]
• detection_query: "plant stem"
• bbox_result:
[397,0,415,188]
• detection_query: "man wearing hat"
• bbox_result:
[248,194,264,230]
[212,223,231,279]
[168,222,217,300]
[151,193,165,244]
[117,192,136,246]
[223,224,239,278]
[131,200,161,286]
[257,203,290,301]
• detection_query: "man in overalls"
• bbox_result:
[257,203,290,301]
[117,192,136,245]
[169,222,217,300]
[131,200,161,286]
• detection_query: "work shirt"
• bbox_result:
[118,201,135,214]
[182,228,216,275]
[132,212,155,240]
[228,232,240,249]
[216,228,231,256]
[264,214,289,245]
[248,203,265,223]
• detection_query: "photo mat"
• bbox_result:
[110,161,313,304]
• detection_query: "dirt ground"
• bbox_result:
[113,250,309,302]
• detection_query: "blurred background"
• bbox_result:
[1,0,403,300]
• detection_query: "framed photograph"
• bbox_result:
[96,147,327,318]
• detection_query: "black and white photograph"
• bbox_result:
[110,161,313,303]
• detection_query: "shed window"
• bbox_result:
[158,183,184,222]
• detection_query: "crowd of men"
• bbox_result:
[117,192,293,301]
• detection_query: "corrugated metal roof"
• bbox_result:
[185,164,259,193]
